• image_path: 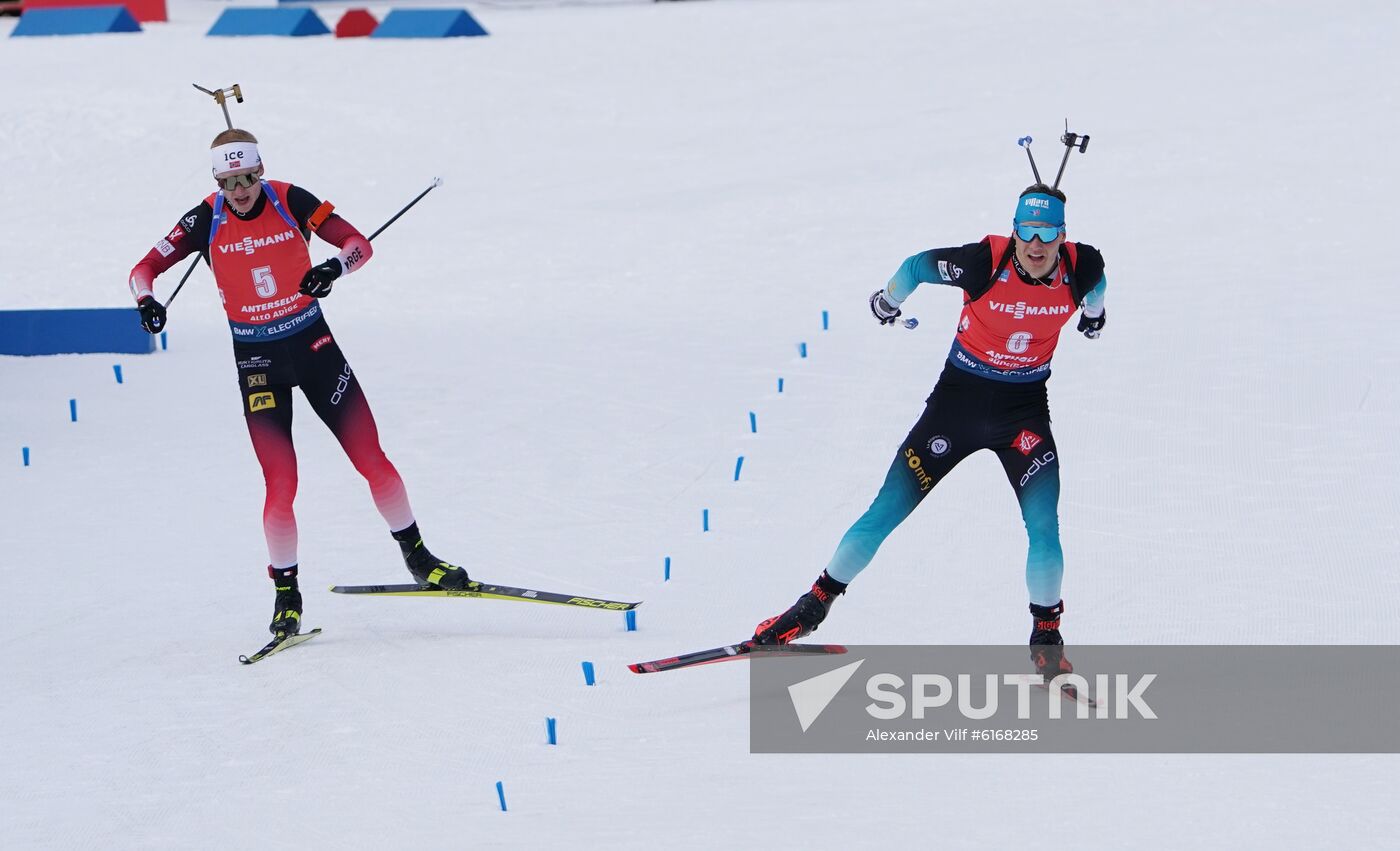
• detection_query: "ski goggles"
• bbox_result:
[217,172,260,191]
[1014,222,1065,243]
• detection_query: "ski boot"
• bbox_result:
[269,565,303,637]
[1029,600,1073,679]
[392,523,476,590]
[753,571,848,645]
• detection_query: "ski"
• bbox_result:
[328,582,640,611]
[239,628,322,665]
[629,641,848,674]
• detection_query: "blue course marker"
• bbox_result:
[160,331,168,351]
[748,411,757,433]
[799,342,807,358]
[625,610,637,632]
[582,661,596,686]
[496,781,507,811]
[822,310,829,330]
[778,377,785,393]
[703,508,710,532]
[22,447,30,467]
[734,456,744,482]
[69,399,77,422]
[113,364,123,384]
[664,556,671,581]
[546,717,557,745]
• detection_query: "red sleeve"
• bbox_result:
[128,204,210,304]
[316,214,373,276]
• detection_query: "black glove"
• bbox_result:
[299,258,342,299]
[869,289,902,325]
[1077,309,1106,339]
[137,296,166,334]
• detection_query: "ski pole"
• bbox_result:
[1017,136,1042,184]
[165,177,444,310]
[367,177,443,242]
[162,254,202,310]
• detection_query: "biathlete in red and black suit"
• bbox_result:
[753,184,1108,678]
[127,128,473,638]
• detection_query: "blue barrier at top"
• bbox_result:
[11,6,142,37]
[208,7,330,37]
[0,309,155,356]
[370,8,487,38]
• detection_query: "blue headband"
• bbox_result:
[1014,192,1065,227]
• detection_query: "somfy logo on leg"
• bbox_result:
[788,659,865,732]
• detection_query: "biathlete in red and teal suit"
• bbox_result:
[127,128,474,638]
[753,184,1108,678]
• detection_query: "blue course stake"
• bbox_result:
[625,610,637,632]
[160,331,168,351]
[496,781,507,812]
[69,399,77,422]
[22,447,30,467]
[749,411,757,433]
[822,310,829,330]
[546,717,557,745]
[703,508,710,532]
[778,377,785,393]
[113,364,123,384]
[734,456,744,481]
[582,661,596,686]
[664,556,671,581]
[799,342,807,358]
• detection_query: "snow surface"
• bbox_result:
[3,0,1399,847]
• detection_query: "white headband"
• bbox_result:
[211,141,262,177]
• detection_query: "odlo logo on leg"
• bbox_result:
[1019,450,1056,487]
[904,448,932,492]
[330,363,353,406]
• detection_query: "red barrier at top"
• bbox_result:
[22,0,166,23]
[335,8,376,38]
